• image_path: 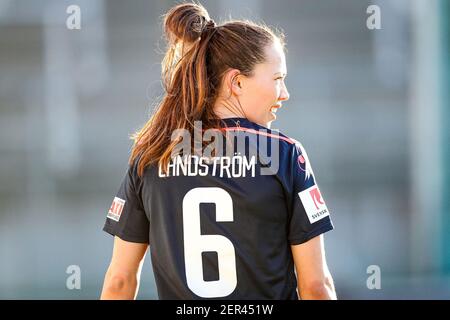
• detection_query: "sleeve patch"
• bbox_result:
[298,185,330,224]
[107,197,126,222]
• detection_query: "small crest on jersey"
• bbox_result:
[298,185,330,224]
[296,145,314,181]
[107,197,125,222]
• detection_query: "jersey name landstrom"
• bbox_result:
[158,155,257,178]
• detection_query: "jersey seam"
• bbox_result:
[103,224,149,243]
[289,220,334,245]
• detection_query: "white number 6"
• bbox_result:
[182,187,237,298]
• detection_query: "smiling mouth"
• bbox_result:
[270,104,282,112]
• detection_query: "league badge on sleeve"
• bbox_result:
[107,197,126,222]
[298,185,330,224]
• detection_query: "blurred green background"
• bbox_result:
[0,0,449,299]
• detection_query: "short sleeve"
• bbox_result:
[102,160,150,243]
[287,142,334,245]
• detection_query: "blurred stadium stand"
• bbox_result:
[0,0,448,299]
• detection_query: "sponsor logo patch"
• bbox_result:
[107,197,125,222]
[298,185,330,224]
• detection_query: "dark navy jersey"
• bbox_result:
[103,117,334,300]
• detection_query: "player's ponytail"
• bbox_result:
[130,2,285,177]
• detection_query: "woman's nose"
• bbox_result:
[279,85,289,101]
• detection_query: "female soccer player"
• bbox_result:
[101,2,336,300]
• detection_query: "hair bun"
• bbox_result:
[163,3,213,44]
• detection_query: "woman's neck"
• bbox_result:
[213,97,246,119]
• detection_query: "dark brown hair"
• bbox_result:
[129,2,285,177]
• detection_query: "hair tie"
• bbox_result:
[202,19,216,34]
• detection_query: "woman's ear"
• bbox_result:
[225,69,243,96]
[233,76,242,88]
